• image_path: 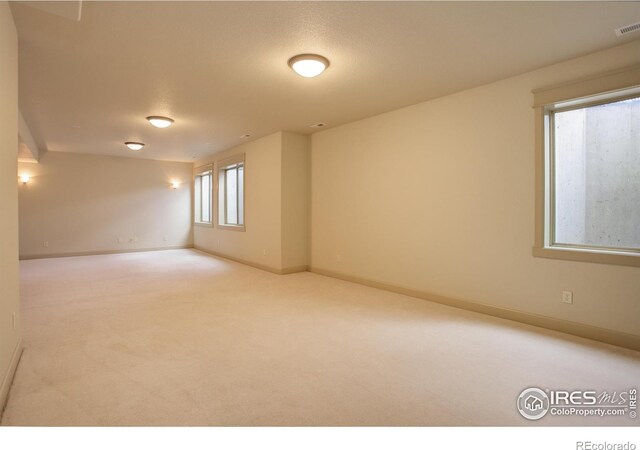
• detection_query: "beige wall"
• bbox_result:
[18,151,193,258]
[194,131,310,272]
[311,39,640,337]
[0,1,21,408]
[281,132,310,269]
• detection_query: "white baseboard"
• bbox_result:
[194,246,308,275]
[19,245,193,260]
[311,267,640,352]
[0,338,23,421]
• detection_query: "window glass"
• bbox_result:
[226,168,238,225]
[238,165,244,225]
[194,169,212,224]
[194,176,202,222]
[553,96,640,250]
[217,158,244,228]
[202,173,211,223]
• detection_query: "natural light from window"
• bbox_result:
[217,156,245,230]
[194,168,212,224]
[222,164,244,226]
[553,96,640,252]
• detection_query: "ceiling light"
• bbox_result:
[288,54,329,78]
[240,134,251,138]
[146,116,174,128]
[125,142,145,151]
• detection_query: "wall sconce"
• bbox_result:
[170,180,180,189]
[19,174,30,185]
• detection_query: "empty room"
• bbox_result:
[1,0,639,446]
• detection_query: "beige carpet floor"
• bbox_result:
[2,249,639,426]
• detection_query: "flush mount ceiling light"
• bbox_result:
[288,54,329,78]
[146,116,174,128]
[125,142,145,151]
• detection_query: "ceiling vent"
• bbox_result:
[615,21,640,36]
[310,123,327,128]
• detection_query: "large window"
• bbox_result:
[534,71,640,267]
[217,154,245,231]
[552,95,640,252]
[194,165,212,225]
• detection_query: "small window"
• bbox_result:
[194,165,212,225]
[217,155,245,231]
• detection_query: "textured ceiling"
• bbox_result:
[11,1,640,162]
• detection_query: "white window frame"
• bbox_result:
[532,64,640,267]
[216,154,245,232]
[194,164,213,226]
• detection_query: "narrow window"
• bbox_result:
[217,155,245,231]
[194,166,213,225]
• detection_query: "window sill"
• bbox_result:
[194,222,213,228]
[532,246,640,268]
[218,224,245,232]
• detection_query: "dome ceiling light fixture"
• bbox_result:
[288,54,330,78]
[146,116,175,128]
[125,142,145,151]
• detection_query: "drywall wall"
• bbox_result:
[18,151,193,258]
[194,132,284,271]
[311,39,640,337]
[0,1,21,411]
[193,131,310,273]
[281,132,310,270]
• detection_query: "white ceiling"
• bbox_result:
[11,1,640,162]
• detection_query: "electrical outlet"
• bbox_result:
[163,235,168,242]
[262,249,267,256]
[562,291,573,304]
[42,241,49,248]
[336,254,342,262]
